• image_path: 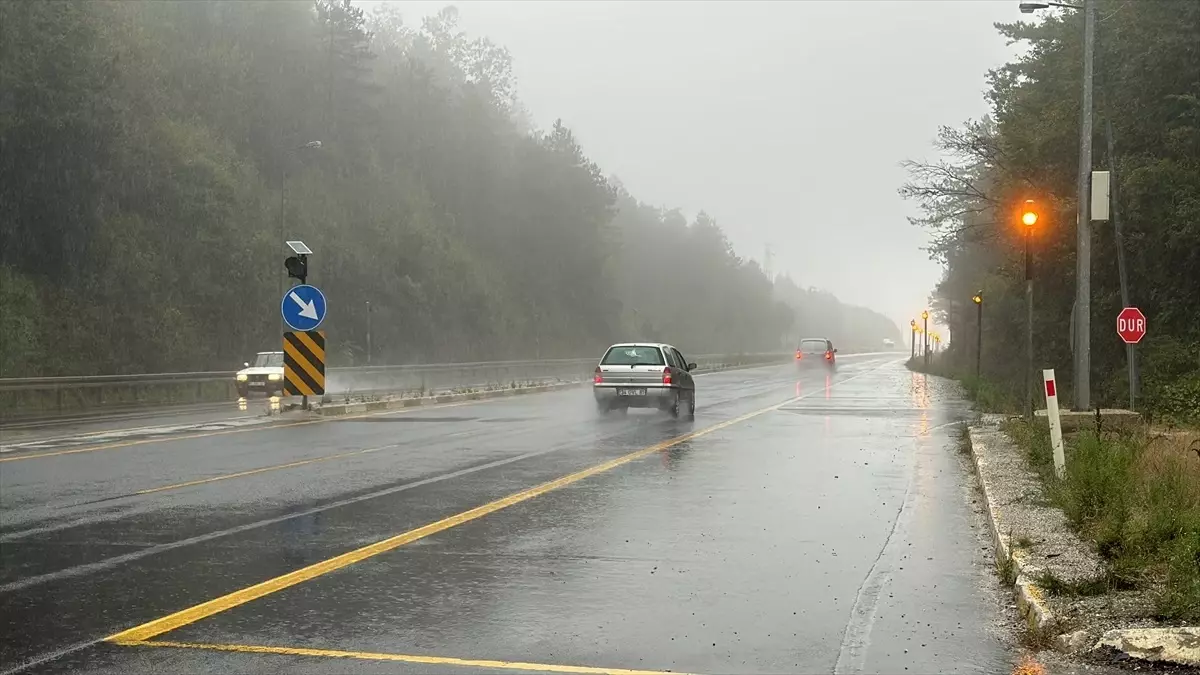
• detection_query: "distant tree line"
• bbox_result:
[901,0,1199,421]
[0,1,897,376]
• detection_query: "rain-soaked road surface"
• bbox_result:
[1,356,1023,674]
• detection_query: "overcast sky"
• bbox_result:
[365,0,1022,332]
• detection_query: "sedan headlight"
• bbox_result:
[236,374,248,381]
[268,373,282,381]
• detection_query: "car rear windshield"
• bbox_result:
[601,346,665,366]
[799,339,829,354]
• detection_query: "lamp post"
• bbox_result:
[1022,201,1039,419]
[1018,0,1094,411]
[910,319,917,360]
[972,291,984,380]
[922,310,930,366]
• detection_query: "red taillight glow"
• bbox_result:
[594,367,603,384]
[795,350,802,360]
[662,368,672,385]
[825,351,833,360]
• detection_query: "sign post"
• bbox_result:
[1043,369,1066,480]
[1116,307,1146,410]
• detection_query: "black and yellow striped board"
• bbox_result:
[283,330,326,396]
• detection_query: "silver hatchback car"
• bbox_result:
[593,342,697,418]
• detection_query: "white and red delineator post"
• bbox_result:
[1043,369,1066,479]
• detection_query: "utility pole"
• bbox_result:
[1072,0,1096,411]
[366,301,372,366]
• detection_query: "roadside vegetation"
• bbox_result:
[899,0,1200,427]
[0,1,899,377]
[901,2,1199,625]
[1005,419,1200,622]
[911,352,1200,622]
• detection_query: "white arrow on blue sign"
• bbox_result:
[281,284,327,331]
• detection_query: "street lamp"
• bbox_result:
[1019,1,1081,13]
[279,140,323,330]
[910,319,917,360]
[1021,200,1040,418]
[921,310,930,366]
[1018,0,1094,411]
[972,292,983,379]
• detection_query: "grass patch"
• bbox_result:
[1004,420,1200,621]
[998,551,1018,586]
[1016,535,1035,550]
[1034,570,1133,597]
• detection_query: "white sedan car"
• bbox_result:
[236,351,284,397]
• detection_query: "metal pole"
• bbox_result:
[911,327,916,360]
[1103,102,1136,410]
[976,300,983,380]
[1072,0,1096,411]
[279,169,287,334]
[1026,229,1034,420]
[923,315,929,366]
[366,301,372,366]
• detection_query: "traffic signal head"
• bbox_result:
[1021,200,1038,228]
[284,255,308,282]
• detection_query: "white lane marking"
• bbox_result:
[0,416,274,453]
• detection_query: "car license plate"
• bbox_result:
[616,388,646,396]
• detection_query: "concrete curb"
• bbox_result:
[965,425,1058,635]
[310,358,796,418]
[967,423,1200,668]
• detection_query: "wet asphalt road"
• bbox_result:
[0,356,1019,674]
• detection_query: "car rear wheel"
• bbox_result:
[666,392,681,418]
[687,391,696,419]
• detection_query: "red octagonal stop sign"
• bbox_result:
[1117,307,1147,344]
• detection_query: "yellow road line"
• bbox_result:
[0,397,496,464]
[104,400,790,643]
[120,640,695,675]
[104,362,889,644]
[132,444,396,496]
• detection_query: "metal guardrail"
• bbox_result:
[0,352,804,422]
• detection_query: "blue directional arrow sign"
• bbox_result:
[281,284,327,331]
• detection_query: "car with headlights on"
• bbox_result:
[236,351,285,398]
[593,343,696,418]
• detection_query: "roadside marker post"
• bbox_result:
[1043,369,1066,479]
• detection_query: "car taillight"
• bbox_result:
[594,367,603,384]
[825,351,833,360]
[795,350,802,360]
[662,368,672,385]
